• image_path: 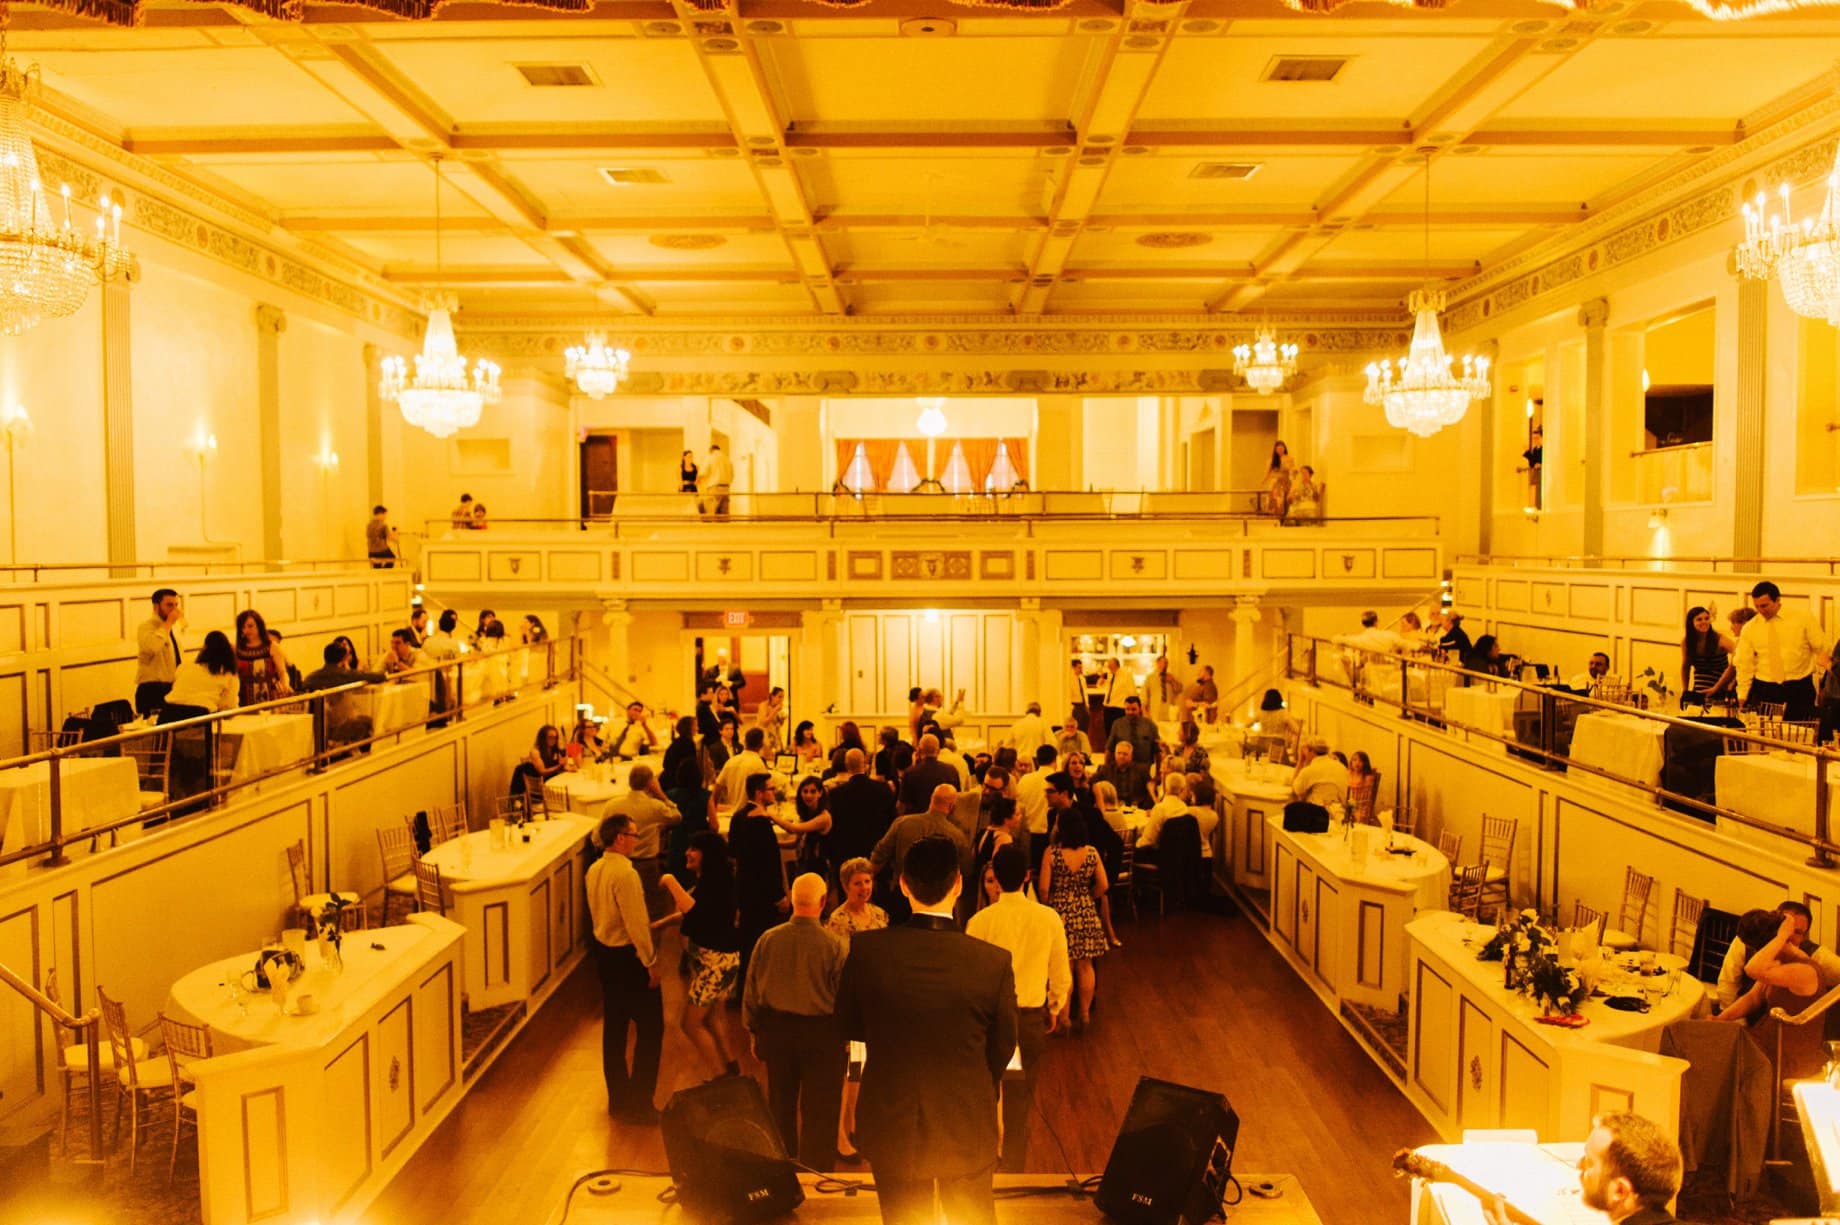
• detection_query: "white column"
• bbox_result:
[255,304,287,561]
[800,600,843,738]
[601,599,633,690]
[101,278,137,566]
[1731,275,1767,570]
[1229,595,1262,719]
[1578,298,1609,561]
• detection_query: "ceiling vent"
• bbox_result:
[1262,56,1348,83]
[1189,162,1261,181]
[514,63,598,87]
[600,167,669,186]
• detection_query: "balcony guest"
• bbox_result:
[1680,606,1734,706]
[383,628,426,677]
[837,835,1017,1223]
[1287,465,1322,520]
[233,609,291,705]
[134,587,184,717]
[470,502,488,530]
[159,631,241,803]
[678,449,698,494]
[1734,580,1831,720]
[1436,611,1472,660]
[302,641,385,746]
[1568,651,1613,693]
[405,606,429,648]
[743,872,846,1170]
[585,814,663,1125]
[700,443,734,516]
[365,504,397,568]
[1265,440,1294,517]
[449,492,473,530]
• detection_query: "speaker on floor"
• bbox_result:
[660,1076,804,1225]
[1095,1076,1239,1225]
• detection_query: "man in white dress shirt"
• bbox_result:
[966,843,1070,1172]
[1100,658,1139,736]
[1014,744,1055,838]
[700,443,734,517]
[1734,580,1831,720]
[585,814,663,1123]
[714,726,773,812]
[1003,702,1050,758]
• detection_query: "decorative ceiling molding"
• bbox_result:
[1444,90,1840,334]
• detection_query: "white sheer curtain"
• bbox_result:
[886,442,921,493]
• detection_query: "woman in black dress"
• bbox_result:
[679,450,699,495]
[1680,606,1734,706]
[657,831,740,1079]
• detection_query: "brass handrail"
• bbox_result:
[0,960,104,1169]
[1456,553,1840,574]
[0,636,583,869]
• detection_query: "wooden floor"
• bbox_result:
[367,904,1435,1224]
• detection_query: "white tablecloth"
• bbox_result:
[1441,686,1520,740]
[166,922,440,1054]
[0,757,141,857]
[1278,823,1451,913]
[352,680,431,737]
[1568,711,1667,788]
[544,764,636,818]
[422,814,594,889]
[1715,751,1840,841]
[221,712,315,787]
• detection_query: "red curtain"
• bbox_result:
[837,436,1029,489]
[1003,437,1029,485]
[959,438,1000,490]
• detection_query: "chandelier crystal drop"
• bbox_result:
[566,335,630,399]
[1232,328,1299,395]
[1365,289,1491,438]
[0,35,131,336]
[1735,144,1840,326]
[380,158,499,438]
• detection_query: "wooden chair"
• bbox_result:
[1572,900,1608,948]
[1478,815,1517,921]
[158,1014,212,1184]
[99,986,174,1174]
[286,839,360,932]
[428,802,469,845]
[377,826,419,926]
[46,969,143,1158]
[1669,889,1706,961]
[1390,807,1417,839]
[1778,721,1819,746]
[413,858,447,917]
[1750,701,1787,720]
[30,729,84,751]
[1349,773,1382,825]
[1436,830,1462,863]
[1114,827,1139,921]
[123,731,172,815]
[494,793,531,826]
[1604,867,1655,952]
[1448,864,1488,919]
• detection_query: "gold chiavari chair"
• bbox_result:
[1572,900,1608,948]
[1436,830,1462,863]
[1669,889,1706,962]
[377,826,419,925]
[1449,864,1488,919]
[99,987,174,1174]
[1478,815,1518,922]
[158,1013,213,1184]
[413,858,447,917]
[1603,867,1655,952]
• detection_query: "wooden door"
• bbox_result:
[579,434,618,518]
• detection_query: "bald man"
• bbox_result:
[744,872,848,1169]
[870,783,973,925]
[826,747,898,877]
[898,733,961,816]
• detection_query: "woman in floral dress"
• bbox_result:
[1040,808,1109,1032]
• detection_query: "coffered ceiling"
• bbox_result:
[13,0,1840,320]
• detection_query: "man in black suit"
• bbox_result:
[836,835,1018,1225]
[824,747,898,872]
[896,733,959,815]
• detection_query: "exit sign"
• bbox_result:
[723,611,751,629]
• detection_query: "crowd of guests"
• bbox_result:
[1264,439,1325,521]
[580,671,1235,1216]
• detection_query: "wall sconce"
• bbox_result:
[1648,508,1669,529]
[1521,506,1540,523]
[189,431,218,466]
[314,449,341,473]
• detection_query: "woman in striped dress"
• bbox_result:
[1680,606,1734,706]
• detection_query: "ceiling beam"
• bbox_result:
[667,0,846,315]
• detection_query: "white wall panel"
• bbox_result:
[882,616,911,714]
[847,615,878,714]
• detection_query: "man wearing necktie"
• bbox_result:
[1734,580,1832,721]
[133,588,184,717]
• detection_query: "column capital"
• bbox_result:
[1018,596,1042,613]
[1577,297,1609,330]
[255,303,287,334]
[1229,595,1262,625]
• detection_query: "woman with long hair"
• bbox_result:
[1265,440,1294,518]
[700,714,738,786]
[1039,808,1109,1031]
[656,831,741,1079]
[527,724,569,784]
[754,686,788,758]
[773,775,833,884]
[679,449,699,495]
[664,757,716,880]
[829,720,866,775]
[521,615,549,645]
[1681,605,1734,704]
[160,631,241,802]
[232,610,290,705]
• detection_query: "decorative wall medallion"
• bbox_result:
[891,550,971,581]
[1341,554,1355,572]
[716,556,733,575]
[390,1056,403,1093]
[509,557,522,575]
[1130,554,1147,573]
[1468,1056,1483,1091]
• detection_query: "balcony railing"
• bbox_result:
[0,638,580,873]
[1284,632,1840,867]
[0,556,397,583]
[1456,553,1840,575]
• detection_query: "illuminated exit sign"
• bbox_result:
[723,611,751,629]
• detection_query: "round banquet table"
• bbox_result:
[543,762,637,818]
[421,813,595,888]
[167,923,440,1054]
[1271,821,1451,915]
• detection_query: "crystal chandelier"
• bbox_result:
[0,15,131,337]
[380,157,499,439]
[566,335,630,399]
[1365,155,1490,438]
[1735,144,1840,326]
[1232,328,1298,395]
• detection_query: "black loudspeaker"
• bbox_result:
[1095,1076,1239,1225]
[660,1077,804,1224]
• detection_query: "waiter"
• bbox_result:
[134,588,184,717]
